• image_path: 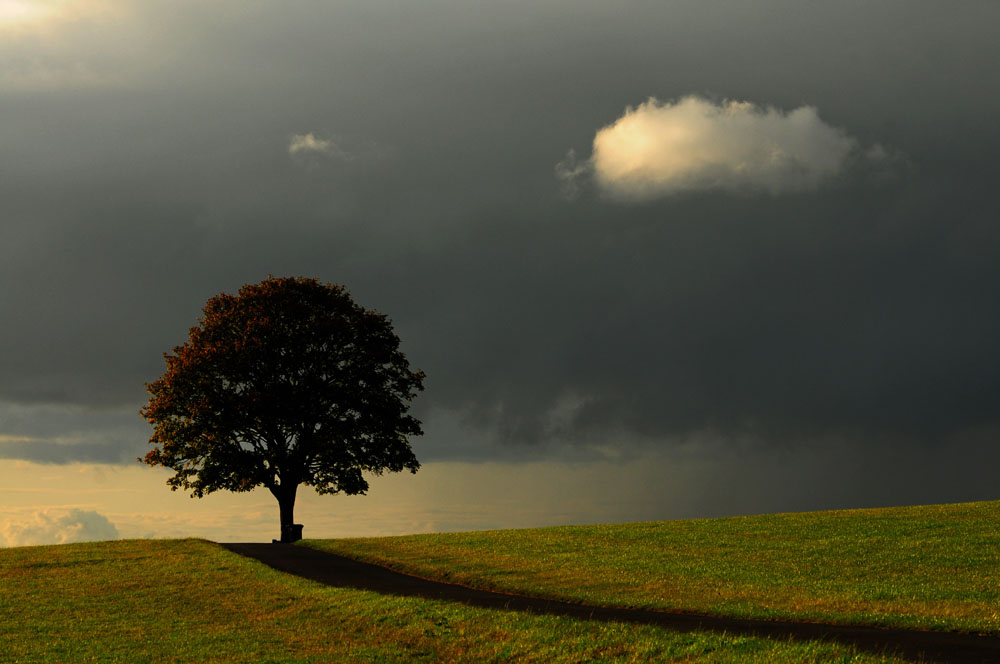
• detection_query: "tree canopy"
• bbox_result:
[141,276,424,541]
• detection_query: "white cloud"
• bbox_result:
[562,95,862,201]
[0,508,119,547]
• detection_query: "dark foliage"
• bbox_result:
[141,277,424,537]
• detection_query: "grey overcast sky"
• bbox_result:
[2,0,999,544]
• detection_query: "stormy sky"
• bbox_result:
[2,0,999,543]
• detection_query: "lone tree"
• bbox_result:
[141,277,424,542]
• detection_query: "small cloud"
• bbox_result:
[554,149,591,201]
[288,132,334,155]
[0,508,119,547]
[287,132,353,169]
[560,95,873,201]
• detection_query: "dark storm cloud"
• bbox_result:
[399,171,1000,458]
[1,0,999,509]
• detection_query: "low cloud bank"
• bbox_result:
[0,438,137,464]
[0,508,119,547]
[0,400,148,465]
[559,95,861,201]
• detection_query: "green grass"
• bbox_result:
[304,500,1000,635]
[1,538,908,663]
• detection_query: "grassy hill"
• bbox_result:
[305,500,1000,635]
[6,501,998,663]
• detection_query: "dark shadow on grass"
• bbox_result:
[221,542,1000,664]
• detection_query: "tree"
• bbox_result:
[140,277,424,542]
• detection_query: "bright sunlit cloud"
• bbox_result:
[559,95,860,201]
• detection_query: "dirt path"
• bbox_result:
[221,542,1000,664]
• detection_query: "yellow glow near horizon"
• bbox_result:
[0,454,686,546]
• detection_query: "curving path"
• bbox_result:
[221,542,1000,664]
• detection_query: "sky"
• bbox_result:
[2,0,999,545]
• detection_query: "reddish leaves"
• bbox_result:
[140,277,424,511]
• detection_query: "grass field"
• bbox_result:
[304,500,1000,635]
[2,538,909,663]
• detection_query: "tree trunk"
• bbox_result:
[275,483,300,543]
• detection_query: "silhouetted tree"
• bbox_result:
[141,277,423,542]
